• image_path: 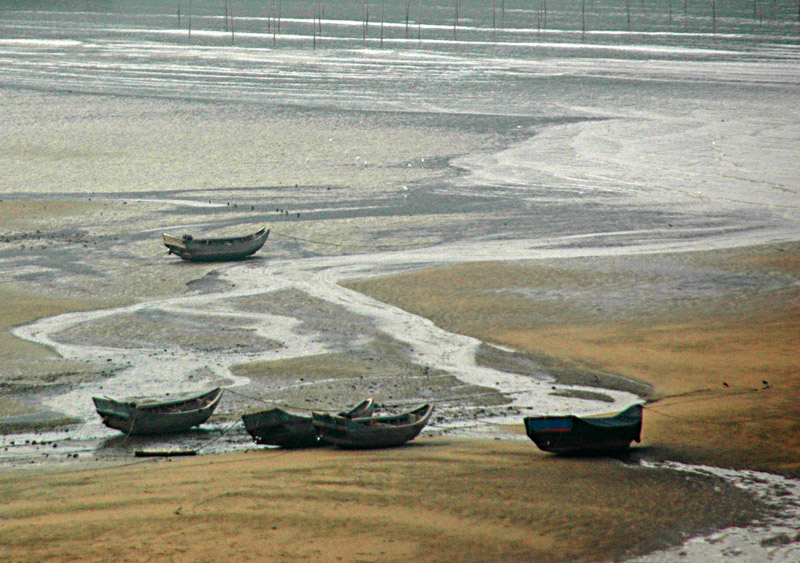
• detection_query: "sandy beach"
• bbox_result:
[1,196,797,560]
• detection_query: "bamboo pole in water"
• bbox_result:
[230,0,235,44]
[627,0,631,31]
[538,0,546,31]
[418,0,422,45]
[582,0,586,40]
[713,0,717,34]
[542,0,546,29]
[405,0,410,39]
[273,0,278,44]
[454,0,459,39]
[363,0,369,43]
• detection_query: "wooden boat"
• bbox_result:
[242,398,374,449]
[92,387,224,436]
[312,403,433,449]
[523,403,643,455]
[163,227,269,262]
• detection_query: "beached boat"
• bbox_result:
[242,398,374,449]
[163,227,269,262]
[92,388,224,436]
[523,403,643,455]
[312,403,433,449]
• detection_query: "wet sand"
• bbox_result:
[346,243,800,477]
[1,89,798,559]
[0,440,762,563]
[1,200,797,559]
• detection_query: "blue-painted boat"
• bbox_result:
[524,404,643,455]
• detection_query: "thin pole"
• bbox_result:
[405,0,410,39]
[712,0,716,34]
[581,0,586,40]
[230,1,235,44]
[627,0,631,31]
[543,0,546,29]
[366,0,370,36]
[418,0,422,45]
[273,0,277,44]
[454,0,458,39]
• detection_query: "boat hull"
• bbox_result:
[93,388,224,436]
[524,404,643,455]
[313,404,433,449]
[242,409,319,449]
[163,227,269,262]
[242,399,374,449]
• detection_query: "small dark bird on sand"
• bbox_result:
[723,382,729,387]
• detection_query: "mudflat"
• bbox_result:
[1,230,797,560]
[346,243,800,476]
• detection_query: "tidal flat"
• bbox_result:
[2,2,800,556]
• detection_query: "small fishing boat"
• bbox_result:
[163,227,269,262]
[92,388,224,436]
[523,403,644,455]
[242,398,374,449]
[312,403,433,449]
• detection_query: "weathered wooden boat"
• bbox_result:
[92,387,224,436]
[163,227,269,262]
[523,403,644,455]
[312,403,433,449]
[242,398,374,449]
